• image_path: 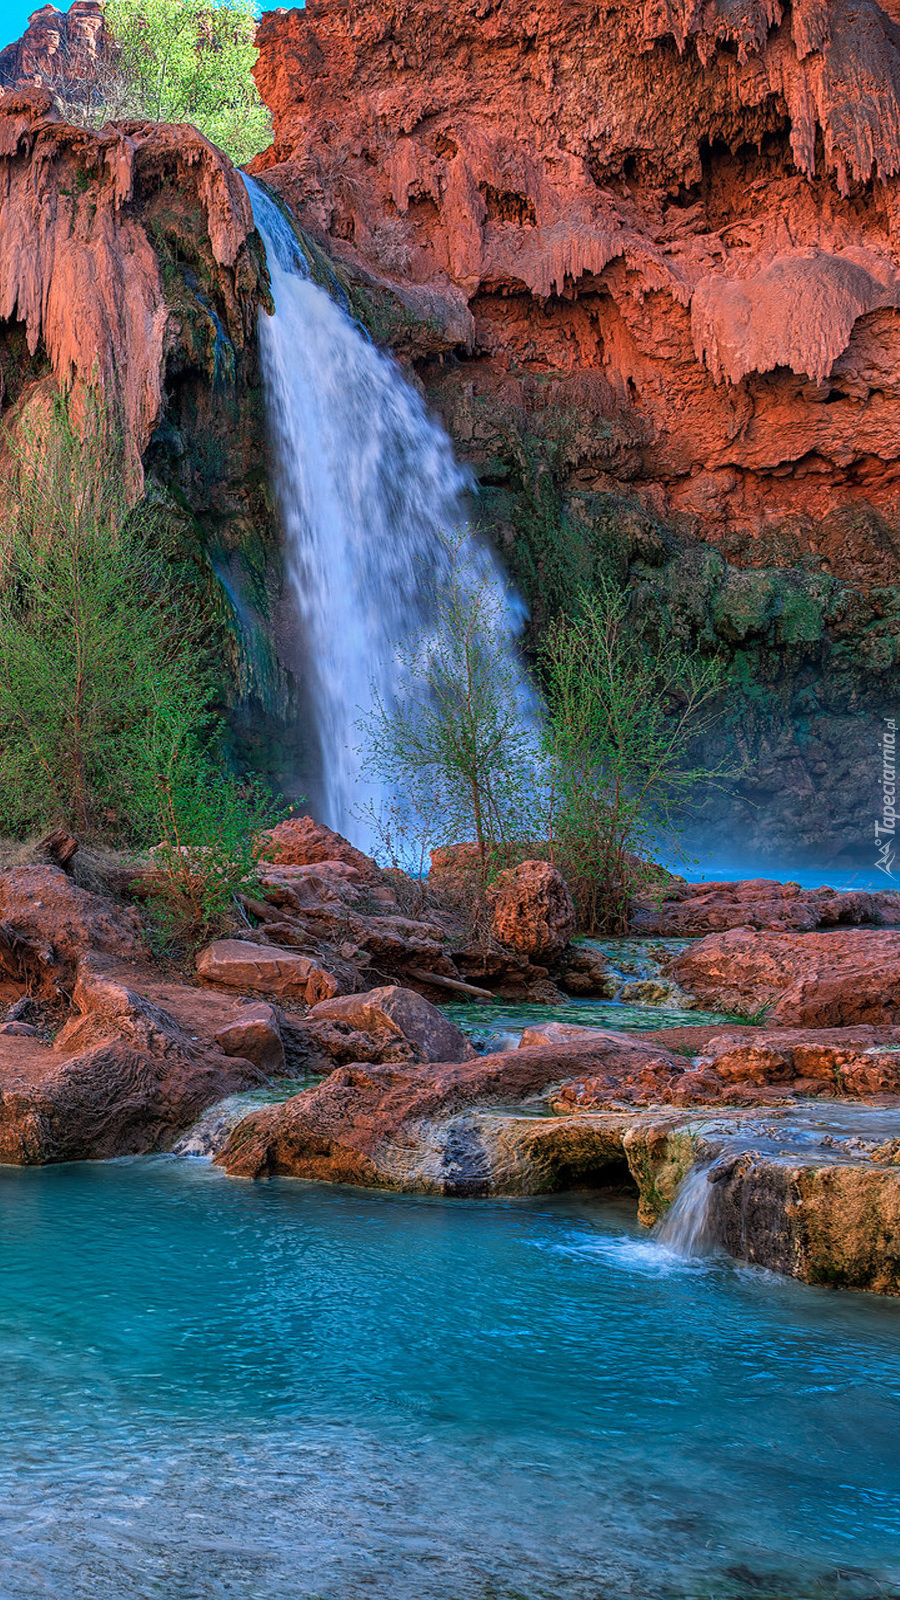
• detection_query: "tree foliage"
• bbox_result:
[357,534,540,883]
[56,0,271,167]
[0,393,281,943]
[540,578,731,932]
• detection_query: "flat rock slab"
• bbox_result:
[195,940,339,1001]
[670,927,900,1026]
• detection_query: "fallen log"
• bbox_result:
[404,966,494,1001]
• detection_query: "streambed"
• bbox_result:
[445,936,734,1047]
[0,1159,898,1600]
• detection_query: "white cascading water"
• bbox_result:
[653,1164,719,1257]
[246,178,532,850]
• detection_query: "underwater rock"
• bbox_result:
[487,860,576,962]
[670,927,900,1026]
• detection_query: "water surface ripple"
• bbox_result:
[0,1159,898,1599]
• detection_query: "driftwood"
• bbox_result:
[404,966,494,1001]
[39,828,78,869]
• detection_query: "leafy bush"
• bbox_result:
[56,0,271,167]
[0,393,283,946]
[133,697,283,948]
[357,532,540,886]
[0,398,200,836]
[540,577,732,932]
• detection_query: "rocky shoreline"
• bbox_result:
[0,823,899,1295]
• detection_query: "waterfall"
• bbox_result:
[246,178,532,851]
[653,1164,719,1257]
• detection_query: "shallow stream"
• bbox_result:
[445,937,734,1048]
[0,1159,898,1599]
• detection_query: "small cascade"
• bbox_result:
[653,1164,719,1257]
[245,178,533,849]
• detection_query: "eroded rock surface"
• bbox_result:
[0,89,259,484]
[670,927,900,1025]
[488,860,576,961]
[633,879,900,936]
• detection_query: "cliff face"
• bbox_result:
[253,0,900,576]
[0,3,105,93]
[253,0,900,864]
[0,87,306,787]
[0,87,258,472]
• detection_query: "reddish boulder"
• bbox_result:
[670,928,900,1027]
[310,985,475,1063]
[488,861,576,962]
[215,1003,286,1074]
[262,815,377,879]
[195,939,341,1002]
[0,865,143,991]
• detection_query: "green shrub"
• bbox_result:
[540,577,733,932]
[0,392,283,945]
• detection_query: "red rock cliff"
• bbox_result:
[252,0,900,580]
[0,86,259,480]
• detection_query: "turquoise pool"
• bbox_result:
[0,1158,897,1599]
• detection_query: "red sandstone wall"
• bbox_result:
[250,0,900,580]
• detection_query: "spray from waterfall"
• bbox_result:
[246,178,534,852]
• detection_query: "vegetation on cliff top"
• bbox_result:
[57,0,271,166]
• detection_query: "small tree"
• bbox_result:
[540,577,730,932]
[0,397,204,836]
[358,533,540,887]
[0,393,282,944]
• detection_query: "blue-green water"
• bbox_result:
[0,1158,899,1600]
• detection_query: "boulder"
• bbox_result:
[0,1034,264,1166]
[215,1003,286,1074]
[0,957,266,1166]
[0,865,143,989]
[557,943,615,996]
[195,940,340,1002]
[670,927,900,1026]
[487,860,576,961]
[262,815,377,879]
[310,985,475,1063]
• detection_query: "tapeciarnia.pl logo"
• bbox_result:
[875,717,897,877]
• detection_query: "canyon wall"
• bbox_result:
[0,85,309,788]
[252,0,900,866]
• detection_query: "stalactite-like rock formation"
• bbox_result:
[251,0,900,567]
[0,88,259,478]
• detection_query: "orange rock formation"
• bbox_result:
[0,86,258,482]
[252,0,900,572]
